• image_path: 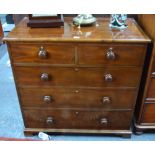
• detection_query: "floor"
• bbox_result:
[1,16,155,141]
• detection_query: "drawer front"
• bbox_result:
[78,44,146,66]
[146,78,155,100]
[9,43,75,64]
[19,87,136,109]
[142,104,155,123]
[14,66,141,87]
[23,109,132,129]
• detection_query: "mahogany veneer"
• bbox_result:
[4,17,150,138]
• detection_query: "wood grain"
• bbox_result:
[145,78,155,100]
[3,17,151,43]
[18,87,136,109]
[9,43,75,64]
[23,109,132,129]
[142,104,155,123]
[78,43,146,66]
[14,66,142,87]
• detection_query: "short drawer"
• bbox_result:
[19,87,136,109]
[78,44,146,66]
[14,66,141,87]
[142,104,155,123]
[9,43,75,64]
[23,109,132,129]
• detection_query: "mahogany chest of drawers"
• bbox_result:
[4,17,150,137]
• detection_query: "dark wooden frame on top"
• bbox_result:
[27,14,64,28]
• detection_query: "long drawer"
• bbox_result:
[78,44,146,66]
[18,87,136,109]
[142,104,155,123]
[9,43,75,64]
[14,66,141,87]
[23,109,132,129]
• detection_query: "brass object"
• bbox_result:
[74,68,79,72]
[75,90,79,93]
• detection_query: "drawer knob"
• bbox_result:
[46,117,53,125]
[44,96,52,103]
[106,48,115,60]
[104,74,113,82]
[38,46,47,59]
[100,118,108,125]
[41,73,49,81]
[102,97,111,104]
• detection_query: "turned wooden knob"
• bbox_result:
[106,48,115,60]
[102,97,111,104]
[46,117,53,125]
[38,46,47,59]
[41,73,49,81]
[44,96,52,103]
[100,118,108,125]
[104,74,113,82]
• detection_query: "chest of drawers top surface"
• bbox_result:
[4,17,150,43]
